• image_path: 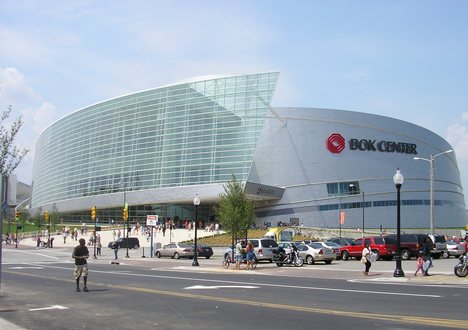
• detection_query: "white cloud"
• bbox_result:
[0,67,57,184]
[0,67,40,104]
[447,117,468,161]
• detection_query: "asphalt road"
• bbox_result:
[1,246,467,330]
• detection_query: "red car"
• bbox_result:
[339,236,397,261]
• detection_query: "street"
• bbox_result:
[1,245,467,329]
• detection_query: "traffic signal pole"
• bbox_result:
[91,206,97,259]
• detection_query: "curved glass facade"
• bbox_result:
[31,72,279,208]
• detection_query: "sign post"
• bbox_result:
[147,215,158,257]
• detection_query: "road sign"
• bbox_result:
[146,215,158,226]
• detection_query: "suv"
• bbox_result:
[387,234,423,260]
[428,234,447,259]
[339,236,397,261]
[387,234,445,260]
[108,237,140,249]
[224,238,278,262]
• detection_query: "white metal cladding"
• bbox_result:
[249,107,467,229]
[31,72,279,209]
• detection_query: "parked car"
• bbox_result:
[299,242,335,265]
[108,237,140,249]
[428,234,447,259]
[387,234,423,260]
[444,238,466,258]
[155,242,195,259]
[328,237,354,247]
[321,241,342,259]
[192,244,214,259]
[339,236,397,261]
[277,242,303,254]
[224,238,278,262]
[293,240,315,245]
[386,233,445,260]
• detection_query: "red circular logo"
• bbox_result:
[327,133,346,153]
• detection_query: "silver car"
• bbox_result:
[444,239,466,258]
[155,243,195,259]
[300,242,335,265]
[224,238,278,262]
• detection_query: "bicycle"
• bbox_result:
[222,253,257,270]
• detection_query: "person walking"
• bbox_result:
[246,241,255,270]
[72,238,89,292]
[423,236,433,276]
[235,240,243,270]
[112,240,119,259]
[362,243,372,276]
[414,252,425,276]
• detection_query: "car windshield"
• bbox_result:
[179,244,192,248]
[309,242,322,249]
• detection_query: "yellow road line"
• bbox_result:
[5,269,466,328]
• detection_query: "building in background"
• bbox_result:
[30,72,467,230]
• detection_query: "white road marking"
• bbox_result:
[185,285,259,290]
[34,264,442,298]
[9,266,44,270]
[29,305,68,311]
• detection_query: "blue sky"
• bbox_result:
[1,1,468,202]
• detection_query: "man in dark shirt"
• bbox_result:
[72,238,89,292]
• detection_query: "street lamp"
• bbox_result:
[413,149,453,235]
[393,169,405,277]
[192,195,200,267]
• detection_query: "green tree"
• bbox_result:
[0,105,29,175]
[216,175,255,255]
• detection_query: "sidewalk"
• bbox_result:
[18,226,224,250]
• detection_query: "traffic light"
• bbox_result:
[91,206,97,221]
[122,207,128,222]
[15,211,20,221]
[44,211,49,221]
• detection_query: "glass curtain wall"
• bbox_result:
[31,72,279,208]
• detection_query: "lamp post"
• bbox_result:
[393,169,405,277]
[192,195,200,267]
[413,149,453,235]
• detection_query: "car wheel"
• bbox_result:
[155,251,161,258]
[276,263,283,267]
[134,244,139,249]
[324,260,332,265]
[401,249,411,260]
[306,255,315,265]
[174,252,180,259]
[205,256,211,259]
[442,251,450,259]
[341,251,349,261]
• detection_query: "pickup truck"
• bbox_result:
[339,236,397,261]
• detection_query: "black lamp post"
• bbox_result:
[192,195,200,266]
[393,169,405,277]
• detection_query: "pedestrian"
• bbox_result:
[246,241,255,270]
[97,241,102,256]
[362,243,372,276]
[72,238,89,292]
[423,236,433,276]
[414,252,425,276]
[162,222,166,237]
[112,240,119,259]
[235,240,243,270]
